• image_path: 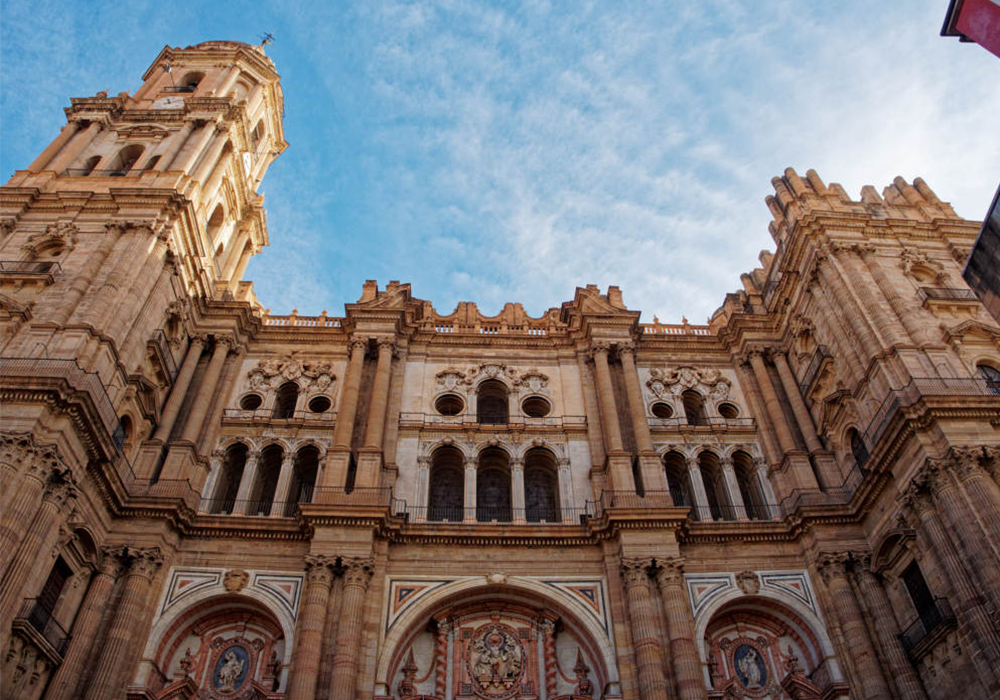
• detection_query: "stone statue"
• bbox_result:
[738,647,762,688]
[216,649,245,691]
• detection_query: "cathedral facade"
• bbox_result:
[1,41,999,700]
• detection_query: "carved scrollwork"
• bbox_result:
[647,366,731,401]
[342,556,375,589]
[247,355,337,393]
[619,557,653,588]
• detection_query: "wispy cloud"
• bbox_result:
[3,0,998,321]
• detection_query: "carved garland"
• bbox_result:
[246,356,337,394]
[434,364,550,395]
[646,366,731,402]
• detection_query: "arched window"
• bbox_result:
[272,382,298,419]
[251,445,283,516]
[251,119,266,149]
[477,447,511,522]
[524,448,559,522]
[108,144,144,175]
[682,390,707,426]
[978,364,1000,395]
[477,380,509,424]
[144,154,161,170]
[733,451,767,519]
[80,154,101,176]
[211,443,248,514]
[428,446,464,522]
[206,203,226,245]
[849,428,868,470]
[179,71,204,92]
[284,445,319,515]
[663,451,692,509]
[698,451,733,521]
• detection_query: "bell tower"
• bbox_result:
[0,41,286,476]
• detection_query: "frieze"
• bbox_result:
[246,355,337,393]
[646,366,731,401]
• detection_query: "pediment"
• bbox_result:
[941,318,1000,344]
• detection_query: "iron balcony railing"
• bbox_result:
[397,505,590,525]
[61,168,145,177]
[862,377,1000,452]
[148,329,178,382]
[222,407,337,422]
[15,598,71,657]
[0,260,63,275]
[647,416,756,429]
[918,287,978,302]
[398,412,587,428]
[899,598,955,655]
[586,490,780,522]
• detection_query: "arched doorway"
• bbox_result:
[377,581,615,700]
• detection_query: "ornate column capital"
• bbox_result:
[125,547,164,581]
[588,340,613,359]
[97,546,126,578]
[540,618,556,637]
[619,557,654,588]
[814,551,851,584]
[852,242,878,259]
[653,557,686,588]
[947,445,990,482]
[509,457,525,470]
[738,344,768,366]
[376,338,398,355]
[212,333,235,351]
[42,474,77,508]
[188,332,210,346]
[342,556,375,590]
[348,337,369,357]
[304,555,335,587]
[919,457,956,497]
[615,340,636,358]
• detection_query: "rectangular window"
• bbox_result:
[902,562,937,628]
[38,557,73,614]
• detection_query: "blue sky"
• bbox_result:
[2,1,998,322]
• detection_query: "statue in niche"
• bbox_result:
[735,644,765,689]
[214,646,247,692]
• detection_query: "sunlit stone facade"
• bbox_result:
[2,41,999,700]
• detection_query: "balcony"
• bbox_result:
[899,598,956,658]
[61,168,145,177]
[648,416,756,430]
[861,377,1000,452]
[12,598,71,661]
[397,505,590,525]
[398,412,587,429]
[918,287,978,302]
[221,407,336,425]
[0,260,61,286]
[587,490,780,522]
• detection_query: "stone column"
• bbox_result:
[157,122,195,171]
[719,457,748,519]
[0,457,53,578]
[415,457,430,522]
[815,552,891,700]
[316,575,345,699]
[771,350,823,454]
[620,558,669,700]
[617,342,654,452]
[199,451,225,512]
[434,620,450,699]
[272,452,297,517]
[806,282,866,383]
[557,457,574,523]
[363,339,395,449]
[52,221,124,325]
[464,457,477,523]
[171,122,218,174]
[855,244,925,345]
[180,336,231,443]
[228,243,254,291]
[590,341,624,454]
[654,559,706,700]
[329,557,374,700]
[28,120,81,170]
[951,447,1000,557]
[44,553,122,700]
[541,619,558,698]
[511,458,526,523]
[853,554,929,700]
[48,121,102,172]
[191,126,230,183]
[0,475,75,629]
[922,457,1000,614]
[745,349,797,454]
[286,556,334,700]
[151,335,205,443]
[685,456,711,521]
[900,481,1000,691]
[816,248,881,359]
[333,339,367,449]
[81,548,163,700]
[78,223,150,326]
[233,452,261,515]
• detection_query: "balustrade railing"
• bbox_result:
[262,311,343,327]
[14,598,71,656]
[397,412,586,428]
[397,505,588,524]
[899,598,955,655]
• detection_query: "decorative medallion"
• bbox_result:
[213,644,249,693]
[467,623,526,699]
[223,569,249,593]
[735,570,760,595]
[718,635,778,698]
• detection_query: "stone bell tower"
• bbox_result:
[0,40,286,481]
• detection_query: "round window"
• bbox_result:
[435,393,465,416]
[521,396,551,418]
[651,402,673,419]
[308,395,332,413]
[718,402,739,419]
[239,394,262,411]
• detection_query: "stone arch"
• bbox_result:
[693,586,838,671]
[375,577,619,695]
[523,446,560,523]
[697,449,733,520]
[476,378,509,424]
[139,592,292,693]
[662,450,693,508]
[428,445,465,522]
[476,445,512,522]
[421,438,474,463]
